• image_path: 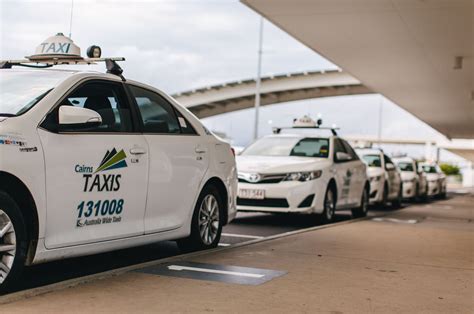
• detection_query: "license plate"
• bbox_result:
[238,188,265,200]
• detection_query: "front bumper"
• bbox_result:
[369,180,384,204]
[237,180,325,214]
[402,181,416,198]
[427,181,439,196]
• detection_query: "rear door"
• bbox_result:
[127,84,209,234]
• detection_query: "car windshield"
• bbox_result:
[0,70,72,116]
[362,154,382,167]
[242,137,330,158]
[397,162,414,172]
[422,165,437,173]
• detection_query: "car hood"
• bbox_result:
[425,173,439,181]
[236,155,331,173]
[400,171,416,181]
[366,167,384,178]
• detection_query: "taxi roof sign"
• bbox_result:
[273,115,339,135]
[293,115,318,128]
[28,33,82,61]
[0,33,125,80]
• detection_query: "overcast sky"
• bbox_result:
[0,0,462,162]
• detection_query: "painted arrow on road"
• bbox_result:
[167,265,265,278]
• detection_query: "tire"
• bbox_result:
[0,191,28,292]
[391,184,403,209]
[352,187,369,218]
[318,185,336,224]
[177,185,223,252]
[411,183,419,202]
[378,184,389,209]
[419,184,428,203]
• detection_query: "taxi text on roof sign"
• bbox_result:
[29,32,82,60]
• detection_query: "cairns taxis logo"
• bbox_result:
[74,149,128,228]
[75,148,128,192]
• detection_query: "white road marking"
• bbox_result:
[221,233,264,239]
[372,217,418,224]
[218,243,231,247]
[167,265,265,278]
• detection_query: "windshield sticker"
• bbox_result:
[178,117,187,128]
[74,148,128,228]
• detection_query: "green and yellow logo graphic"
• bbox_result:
[94,148,128,173]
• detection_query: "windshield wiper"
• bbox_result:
[0,113,16,117]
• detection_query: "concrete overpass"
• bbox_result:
[242,0,474,139]
[345,135,474,162]
[172,70,372,118]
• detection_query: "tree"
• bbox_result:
[439,163,460,176]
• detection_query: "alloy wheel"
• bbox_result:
[198,194,220,245]
[0,209,16,284]
[325,189,335,221]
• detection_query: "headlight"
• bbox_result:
[283,170,322,182]
[370,175,382,182]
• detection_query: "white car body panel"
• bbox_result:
[236,135,368,214]
[0,68,237,266]
[393,157,427,199]
[356,149,402,204]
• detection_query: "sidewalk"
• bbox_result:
[3,193,473,313]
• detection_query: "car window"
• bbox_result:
[43,80,133,133]
[129,85,180,134]
[174,108,198,135]
[384,155,395,169]
[397,162,414,172]
[290,138,330,158]
[242,137,329,158]
[341,140,358,160]
[362,154,382,167]
[333,138,346,155]
[422,165,437,173]
[333,138,350,162]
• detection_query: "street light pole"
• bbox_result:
[253,16,264,140]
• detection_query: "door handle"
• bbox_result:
[130,147,147,155]
[195,147,207,154]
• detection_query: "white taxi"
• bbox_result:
[355,148,402,208]
[236,116,369,223]
[0,34,237,290]
[392,157,428,201]
[420,162,447,198]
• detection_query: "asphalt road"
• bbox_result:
[7,206,392,294]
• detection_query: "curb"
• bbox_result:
[0,212,387,305]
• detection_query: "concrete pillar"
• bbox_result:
[462,162,474,188]
[424,142,432,161]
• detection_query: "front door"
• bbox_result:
[39,80,149,249]
[384,155,400,199]
[332,138,353,207]
[127,84,209,234]
[342,140,366,205]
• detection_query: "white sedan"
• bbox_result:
[356,148,402,208]
[236,127,369,223]
[0,34,237,290]
[420,162,447,198]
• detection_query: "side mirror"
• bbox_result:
[58,106,102,131]
[386,163,395,171]
[336,152,352,162]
